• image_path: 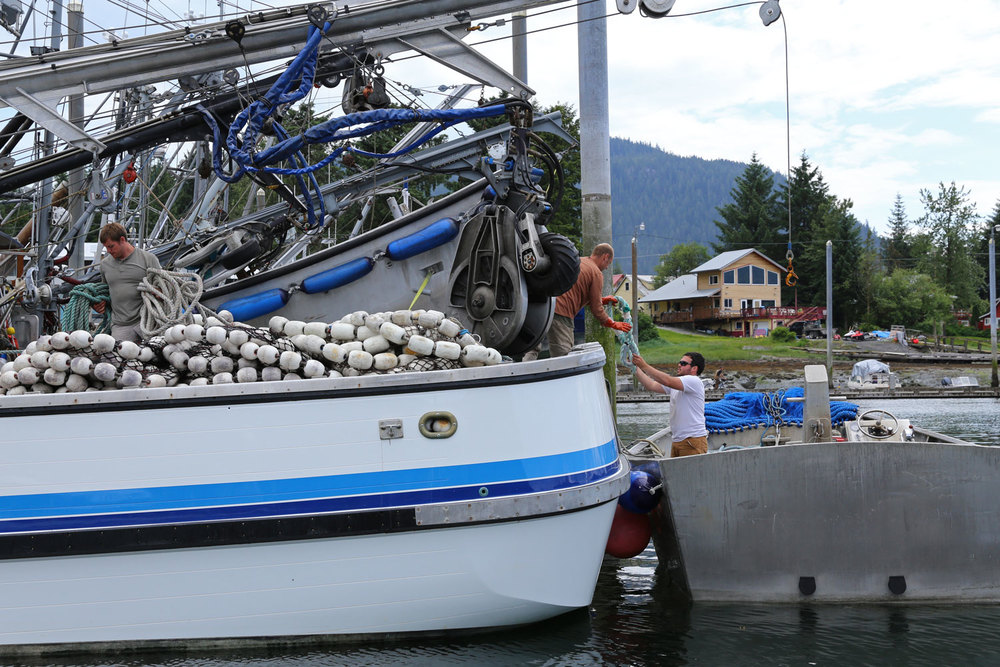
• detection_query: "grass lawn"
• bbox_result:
[635,327,825,365]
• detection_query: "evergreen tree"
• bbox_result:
[777,154,832,306]
[711,153,783,255]
[916,182,984,311]
[799,197,863,328]
[882,193,911,273]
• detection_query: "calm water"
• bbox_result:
[17,398,1000,667]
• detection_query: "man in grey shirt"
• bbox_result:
[96,222,161,343]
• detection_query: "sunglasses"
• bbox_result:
[677,360,691,367]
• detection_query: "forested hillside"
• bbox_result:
[609,138,784,274]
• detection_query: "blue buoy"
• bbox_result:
[301,257,374,294]
[618,469,662,514]
[218,288,289,322]
[386,218,459,261]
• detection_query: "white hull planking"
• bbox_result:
[0,503,616,646]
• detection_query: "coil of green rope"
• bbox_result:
[609,296,639,368]
[61,282,111,334]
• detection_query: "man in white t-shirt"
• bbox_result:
[632,351,708,457]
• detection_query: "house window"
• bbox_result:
[713,298,720,308]
[768,270,779,285]
[737,266,750,284]
[709,275,719,285]
[752,266,765,284]
[724,270,735,284]
[625,283,630,291]
[724,298,733,308]
[761,300,775,308]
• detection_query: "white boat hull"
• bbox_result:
[0,344,626,652]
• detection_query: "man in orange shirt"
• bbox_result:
[525,243,631,360]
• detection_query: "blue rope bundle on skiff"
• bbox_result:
[706,387,858,434]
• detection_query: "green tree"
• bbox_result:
[872,269,952,330]
[799,197,863,328]
[712,153,783,255]
[652,242,710,287]
[882,193,911,273]
[916,181,983,311]
[777,153,832,306]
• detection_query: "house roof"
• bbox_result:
[640,274,719,302]
[692,248,785,273]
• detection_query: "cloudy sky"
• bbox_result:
[22,0,998,235]
[439,0,1000,234]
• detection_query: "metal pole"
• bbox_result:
[67,2,85,269]
[631,233,638,320]
[826,240,833,387]
[577,0,614,394]
[512,11,527,85]
[990,232,997,387]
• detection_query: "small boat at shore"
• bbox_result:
[846,358,899,391]
[625,364,995,603]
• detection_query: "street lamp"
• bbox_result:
[990,225,998,387]
[631,222,645,325]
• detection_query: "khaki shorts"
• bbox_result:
[671,436,708,458]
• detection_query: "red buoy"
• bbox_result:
[605,504,651,558]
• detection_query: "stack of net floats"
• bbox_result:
[0,309,503,396]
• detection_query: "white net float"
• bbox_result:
[363,335,390,354]
[236,367,259,383]
[227,328,250,347]
[434,341,461,360]
[65,373,89,392]
[118,341,141,360]
[347,349,374,370]
[49,331,71,350]
[217,310,234,324]
[93,363,116,382]
[379,322,409,345]
[190,377,210,387]
[210,356,234,374]
[119,369,143,388]
[321,343,346,364]
[187,355,209,375]
[31,382,53,393]
[212,372,234,385]
[42,368,66,386]
[417,310,444,329]
[391,310,412,326]
[23,341,37,355]
[302,359,326,378]
[30,351,51,369]
[261,366,283,382]
[35,335,53,352]
[69,330,93,349]
[329,322,356,341]
[282,320,306,338]
[48,352,71,372]
[163,325,186,344]
[279,350,302,371]
[348,311,368,327]
[0,370,19,389]
[70,357,93,375]
[461,345,490,365]
[268,316,289,335]
[17,367,39,385]
[257,345,279,365]
[355,325,377,342]
[240,341,261,360]
[405,335,434,356]
[184,324,205,342]
[373,352,398,371]
[12,354,31,371]
[169,351,190,370]
[205,326,227,345]
[438,318,461,338]
[303,321,328,338]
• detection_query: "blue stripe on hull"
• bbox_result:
[0,440,619,532]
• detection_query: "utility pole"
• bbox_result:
[578,0,615,394]
[826,240,833,387]
[990,227,997,387]
[67,1,85,269]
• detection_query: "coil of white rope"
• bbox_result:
[138,268,219,338]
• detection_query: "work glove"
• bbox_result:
[601,296,618,306]
[609,321,631,333]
